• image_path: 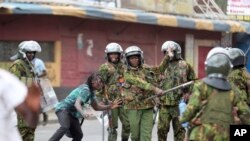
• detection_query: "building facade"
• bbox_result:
[0,2,249,99]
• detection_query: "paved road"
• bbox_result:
[35,119,174,141]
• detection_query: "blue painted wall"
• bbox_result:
[236,33,250,72]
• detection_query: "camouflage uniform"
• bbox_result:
[226,47,250,106]
[98,61,130,141]
[158,60,195,141]
[144,41,195,141]
[123,66,159,141]
[9,59,36,141]
[228,68,250,105]
[123,45,165,141]
[180,80,250,141]
[244,69,250,105]
[156,59,195,141]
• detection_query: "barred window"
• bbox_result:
[0,41,55,62]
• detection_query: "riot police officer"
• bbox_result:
[9,40,42,141]
[180,47,250,141]
[227,47,250,105]
[157,41,195,141]
[123,46,164,141]
[98,42,130,141]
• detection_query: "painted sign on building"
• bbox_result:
[120,0,193,16]
[227,0,250,21]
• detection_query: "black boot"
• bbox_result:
[121,138,128,141]
[42,112,48,126]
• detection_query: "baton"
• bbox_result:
[145,81,194,101]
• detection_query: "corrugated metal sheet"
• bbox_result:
[1,2,250,33]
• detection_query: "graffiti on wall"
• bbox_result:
[86,39,94,56]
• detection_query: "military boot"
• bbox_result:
[121,138,128,141]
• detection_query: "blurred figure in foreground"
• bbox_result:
[0,69,40,141]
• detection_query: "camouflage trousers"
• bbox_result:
[188,123,229,141]
[17,114,36,141]
[158,105,185,141]
[108,107,130,141]
[127,108,154,141]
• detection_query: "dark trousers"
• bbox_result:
[49,110,83,141]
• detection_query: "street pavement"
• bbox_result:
[35,110,174,141]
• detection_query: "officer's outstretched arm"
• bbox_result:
[144,54,169,73]
[91,99,122,111]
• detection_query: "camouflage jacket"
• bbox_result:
[9,59,35,128]
[228,68,250,105]
[98,61,126,101]
[180,80,250,140]
[146,55,195,106]
[160,60,195,105]
[123,66,158,110]
[9,59,35,86]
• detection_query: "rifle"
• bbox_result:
[144,81,195,101]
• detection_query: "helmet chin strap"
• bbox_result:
[19,50,26,58]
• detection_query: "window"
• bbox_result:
[0,41,55,62]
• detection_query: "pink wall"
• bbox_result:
[0,15,221,88]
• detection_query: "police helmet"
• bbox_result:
[161,41,182,59]
[10,40,41,60]
[20,40,41,52]
[205,54,232,79]
[203,47,232,90]
[226,48,246,68]
[206,47,228,60]
[124,46,144,67]
[105,42,123,61]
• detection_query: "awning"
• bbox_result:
[1,2,250,34]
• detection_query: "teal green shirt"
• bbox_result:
[55,84,94,118]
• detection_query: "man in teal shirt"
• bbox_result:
[49,73,121,141]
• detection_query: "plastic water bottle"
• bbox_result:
[179,98,189,128]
